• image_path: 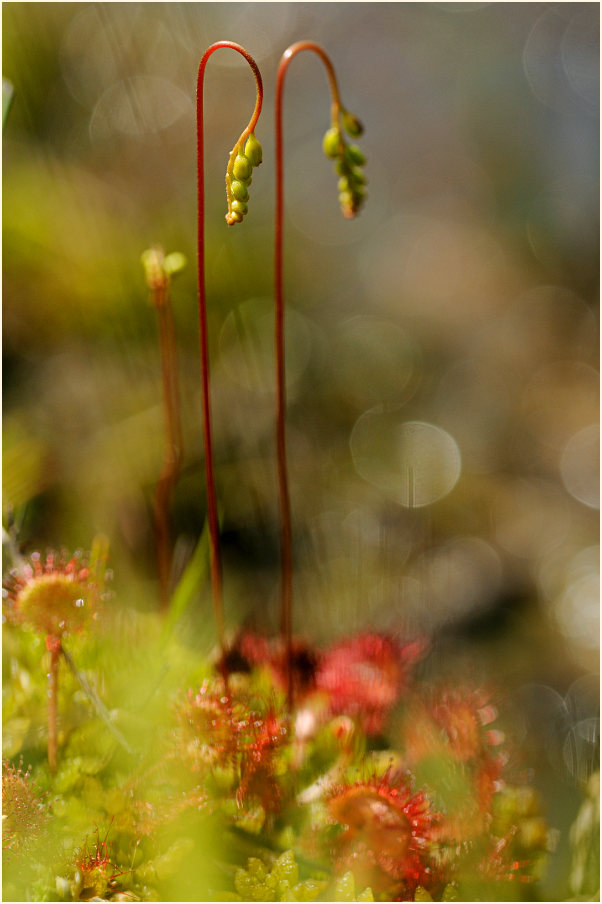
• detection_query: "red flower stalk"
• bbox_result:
[316,634,427,735]
[274,43,366,707]
[326,770,437,898]
[142,246,185,611]
[3,548,102,773]
[196,43,263,672]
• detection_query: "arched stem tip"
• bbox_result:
[277,42,367,219]
[197,42,264,227]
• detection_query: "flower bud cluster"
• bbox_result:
[226,132,263,225]
[322,109,367,219]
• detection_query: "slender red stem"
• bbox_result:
[196,43,263,662]
[46,636,61,774]
[275,43,343,708]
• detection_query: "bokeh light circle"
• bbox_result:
[563,718,600,782]
[560,424,599,509]
[561,5,600,112]
[350,415,461,507]
[90,76,191,141]
[554,572,600,653]
[523,6,573,113]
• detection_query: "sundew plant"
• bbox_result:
[2,6,599,904]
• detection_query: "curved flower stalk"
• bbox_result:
[141,246,186,611]
[274,42,367,706]
[196,43,263,667]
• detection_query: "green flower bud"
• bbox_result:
[350,167,367,186]
[323,127,342,159]
[245,133,262,166]
[231,199,248,217]
[231,180,249,202]
[233,154,252,182]
[338,176,350,193]
[345,144,366,166]
[342,110,364,137]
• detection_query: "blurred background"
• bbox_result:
[2,2,599,889]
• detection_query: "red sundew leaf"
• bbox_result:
[316,634,427,735]
[325,769,439,897]
[3,549,102,638]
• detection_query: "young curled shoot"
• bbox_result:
[141,246,186,610]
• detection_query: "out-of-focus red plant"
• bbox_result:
[325,770,438,899]
[2,760,48,859]
[71,824,135,901]
[234,632,426,737]
[176,680,289,822]
[400,685,506,842]
[316,634,427,735]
